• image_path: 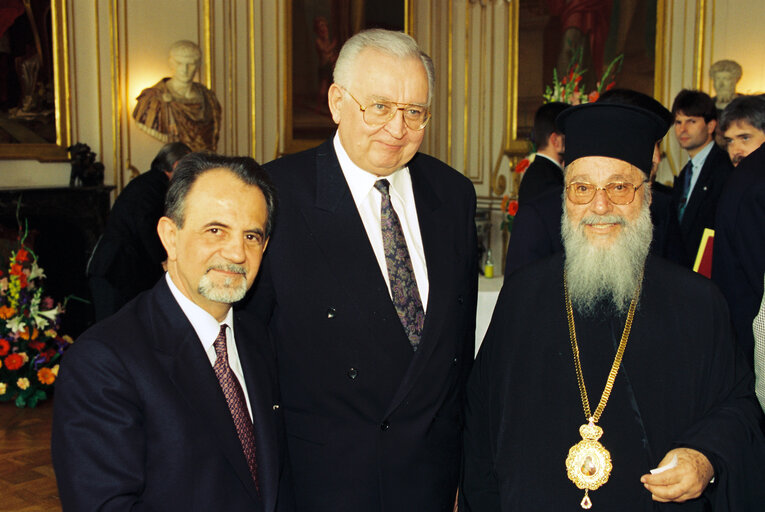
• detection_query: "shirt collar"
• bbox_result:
[689,140,715,170]
[165,273,234,351]
[535,152,563,169]
[333,132,410,203]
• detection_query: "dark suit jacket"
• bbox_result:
[87,168,169,318]
[52,278,292,512]
[517,154,563,205]
[671,144,733,267]
[712,142,765,367]
[243,138,478,512]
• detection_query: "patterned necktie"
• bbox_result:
[678,160,694,222]
[213,324,259,492]
[374,179,425,350]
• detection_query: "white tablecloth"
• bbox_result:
[475,275,503,355]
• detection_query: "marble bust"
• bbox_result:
[132,40,222,152]
[709,59,742,112]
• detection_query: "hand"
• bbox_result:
[640,447,714,502]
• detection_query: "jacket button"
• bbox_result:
[347,367,358,379]
[327,307,336,319]
[457,295,464,304]
[452,357,458,365]
[380,420,390,431]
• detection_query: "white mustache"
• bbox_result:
[205,264,246,275]
[580,214,626,226]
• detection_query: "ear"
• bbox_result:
[550,132,564,152]
[157,216,178,261]
[707,119,718,137]
[328,83,345,124]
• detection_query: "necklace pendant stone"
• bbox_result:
[581,491,592,509]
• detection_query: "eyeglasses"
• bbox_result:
[343,88,431,130]
[565,181,648,205]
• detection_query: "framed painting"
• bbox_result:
[0,0,70,161]
[507,0,664,153]
[284,0,409,155]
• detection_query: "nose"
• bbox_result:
[384,109,407,139]
[589,188,612,215]
[221,236,247,264]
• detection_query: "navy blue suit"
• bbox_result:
[52,279,292,511]
[244,138,478,511]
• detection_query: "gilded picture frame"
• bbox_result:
[505,0,666,157]
[0,0,70,162]
[284,0,411,155]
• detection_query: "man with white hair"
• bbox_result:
[244,29,477,511]
[462,103,765,511]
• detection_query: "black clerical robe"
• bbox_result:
[462,253,765,511]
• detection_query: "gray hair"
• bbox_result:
[719,95,765,133]
[165,153,277,238]
[169,40,202,62]
[333,29,435,106]
[710,60,742,81]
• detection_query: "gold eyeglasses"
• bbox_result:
[343,88,431,130]
[565,181,648,205]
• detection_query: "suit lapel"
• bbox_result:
[300,141,409,349]
[384,156,452,417]
[235,314,279,512]
[150,282,261,503]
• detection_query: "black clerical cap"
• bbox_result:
[556,103,669,174]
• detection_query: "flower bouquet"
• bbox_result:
[543,46,623,105]
[0,227,73,408]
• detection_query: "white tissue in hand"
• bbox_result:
[650,454,679,475]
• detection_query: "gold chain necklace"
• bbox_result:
[563,270,641,509]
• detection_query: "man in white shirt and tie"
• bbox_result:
[244,28,478,512]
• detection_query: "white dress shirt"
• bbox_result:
[333,133,429,311]
[165,273,253,419]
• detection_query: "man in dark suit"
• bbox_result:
[517,102,568,205]
[669,90,732,268]
[53,154,292,511]
[713,95,765,366]
[244,29,477,512]
[87,142,191,321]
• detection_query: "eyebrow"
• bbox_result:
[369,94,428,107]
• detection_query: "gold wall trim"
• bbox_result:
[108,0,123,190]
[654,0,666,99]
[447,0,453,166]
[94,0,104,162]
[694,0,706,89]
[248,0,257,157]
[203,0,213,88]
[462,3,470,175]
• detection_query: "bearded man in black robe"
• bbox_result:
[461,103,765,511]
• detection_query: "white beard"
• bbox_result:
[198,264,248,304]
[561,199,653,317]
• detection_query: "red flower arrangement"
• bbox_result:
[0,224,73,407]
[500,195,520,233]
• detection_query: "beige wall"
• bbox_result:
[1,0,764,260]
